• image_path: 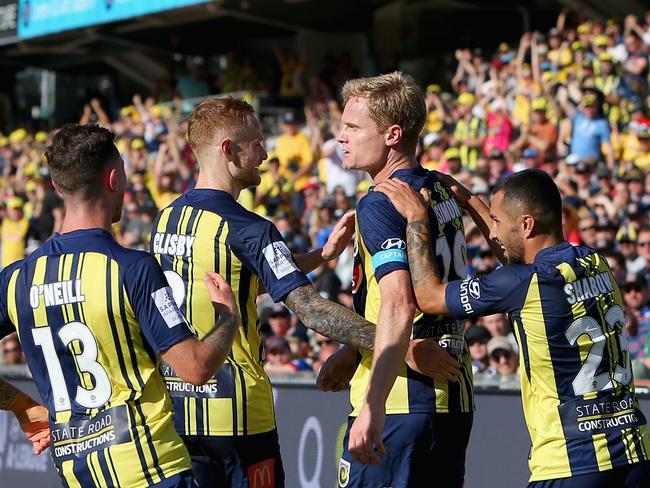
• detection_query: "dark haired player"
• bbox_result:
[377,169,650,487]
[0,123,241,487]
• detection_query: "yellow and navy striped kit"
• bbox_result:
[151,189,309,437]
[0,228,193,487]
[350,167,474,416]
[446,241,650,481]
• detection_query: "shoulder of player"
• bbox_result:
[357,188,399,216]
[108,245,155,270]
[482,263,536,288]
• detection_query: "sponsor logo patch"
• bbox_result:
[468,279,481,300]
[151,286,185,328]
[263,241,299,279]
[381,238,406,250]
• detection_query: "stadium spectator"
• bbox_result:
[487,337,519,376]
[268,304,293,337]
[264,336,312,373]
[466,325,493,374]
[1,332,25,365]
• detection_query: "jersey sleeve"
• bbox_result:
[228,218,310,302]
[357,194,409,282]
[445,265,531,318]
[124,255,194,354]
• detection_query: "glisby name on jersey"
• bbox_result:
[564,272,614,305]
[29,280,85,308]
[432,199,462,225]
[152,233,195,257]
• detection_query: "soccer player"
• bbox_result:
[0,124,241,487]
[377,169,650,487]
[320,72,474,487]
[151,97,454,488]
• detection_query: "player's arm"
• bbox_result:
[0,378,50,455]
[294,211,355,273]
[160,272,240,385]
[288,284,460,391]
[348,270,416,464]
[285,284,376,350]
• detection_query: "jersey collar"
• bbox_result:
[389,166,427,179]
[53,228,113,240]
[534,241,571,262]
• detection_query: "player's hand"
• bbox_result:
[322,211,355,261]
[316,345,357,391]
[348,403,385,465]
[14,399,51,455]
[433,171,473,209]
[405,339,461,383]
[375,179,429,222]
[204,272,238,319]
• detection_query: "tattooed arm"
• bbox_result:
[375,180,449,315]
[0,378,51,454]
[285,284,375,350]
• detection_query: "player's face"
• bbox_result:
[337,97,389,174]
[231,117,267,189]
[489,191,525,264]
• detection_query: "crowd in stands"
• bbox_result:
[2,9,650,382]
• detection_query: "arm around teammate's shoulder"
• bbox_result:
[160,272,240,385]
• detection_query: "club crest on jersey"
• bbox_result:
[338,458,351,487]
[381,238,406,250]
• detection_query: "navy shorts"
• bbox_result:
[338,412,473,488]
[182,429,284,488]
[528,461,650,488]
[152,471,195,488]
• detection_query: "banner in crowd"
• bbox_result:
[0,1,18,44]
[18,0,211,39]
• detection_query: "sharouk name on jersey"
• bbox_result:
[432,198,462,225]
[29,280,85,308]
[152,233,195,257]
[564,272,614,304]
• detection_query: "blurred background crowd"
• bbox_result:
[1,8,650,382]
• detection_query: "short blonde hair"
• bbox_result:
[188,97,256,154]
[341,72,426,153]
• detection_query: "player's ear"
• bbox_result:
[108,168,119,192]
[384,124,403,148]
[51,179,64,198]
[521,214,536,238]
[221,138,233,162]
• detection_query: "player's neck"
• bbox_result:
[371,152,417,183]
[59,199,114,234]
[194,171,242,199]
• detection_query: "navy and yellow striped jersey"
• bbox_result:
[151,189,310,437]
[445,241,650,481]
[350,167,474,416]
[0,228,193,488]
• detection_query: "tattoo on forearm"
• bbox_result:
[204,309,238,356]
[0,378,19,410]
[406,220,440,290]
[285,285,375,350]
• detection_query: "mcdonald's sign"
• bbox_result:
[248,458,275,488]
